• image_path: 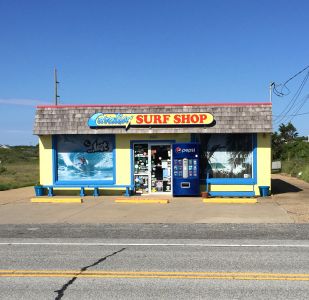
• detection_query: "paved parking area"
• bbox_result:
[0,174,308,224]
[263,174,309,223]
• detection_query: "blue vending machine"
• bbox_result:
[172,143,200,196]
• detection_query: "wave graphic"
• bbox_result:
[58,152,113,181]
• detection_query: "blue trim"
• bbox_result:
[43,184,133,188]
[80,187,85,197]
[130,140,176,190]
[207,178,255,185]
[125,186,131,197]
[53,134,116,186]
[253,133,257,182]
[48,186,54,197]
[209,191,255,197]
[112,134,117,184]
[52,135,57,184]
[54,180,115,186]
[93,187,99,197]
[130,144,134,190]
[42,184,134,197]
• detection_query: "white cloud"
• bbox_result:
[0,98,51,106]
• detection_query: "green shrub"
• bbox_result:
[282,159,309,182]
[300,165,309,182]
[0,166,7,174]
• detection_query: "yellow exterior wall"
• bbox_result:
[116,133,190,185]
[38,132,271,196]
[39,135,53,185]
[38,133,190,188]
[209,185,254,192]
[254,132,271,195]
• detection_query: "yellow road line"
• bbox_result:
[0,270,308,281]
[1,270,309,276]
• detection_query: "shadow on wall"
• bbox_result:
[271,179,302,195]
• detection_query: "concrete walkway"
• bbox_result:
[0,174,308,224]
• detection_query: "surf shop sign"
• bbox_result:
[88,113,214,129]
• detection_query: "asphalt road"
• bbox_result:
[0,224,309,299]
[1,223,309,239]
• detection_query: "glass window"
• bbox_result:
[56,135,114,183]
[195,134,253,179]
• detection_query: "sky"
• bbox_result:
[0,0,308,145]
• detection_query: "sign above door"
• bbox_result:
[88,113,214,129]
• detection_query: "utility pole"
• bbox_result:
[269,82,274,103]
[54,68,60,105]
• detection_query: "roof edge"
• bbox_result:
[37,102,272,109]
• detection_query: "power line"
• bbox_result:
[275,72,309,123]
[274,71,309,124]
[282,65,309,87]
[273,111,309,117]
[288,94,309,122]
[273,65,309,97]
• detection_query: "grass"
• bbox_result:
[0,146,39,191]
[281,159,309,183]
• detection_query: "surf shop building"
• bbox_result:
[33,102,272,197]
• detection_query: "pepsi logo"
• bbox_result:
[175,147,182,153]
[175,146,196,153]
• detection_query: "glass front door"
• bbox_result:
[133,143,172,194]
[150,145,171,193]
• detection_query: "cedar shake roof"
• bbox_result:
[33,102,272,135]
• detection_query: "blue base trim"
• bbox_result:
[80,187,85,197]
[42,185,133,197]
[209,191,255,197]
[125,187,131,197]
[93,187,99,197]
[47,187,54,197]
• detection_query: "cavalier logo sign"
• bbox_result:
[88,113,214,130]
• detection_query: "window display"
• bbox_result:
[194,133,253,179]
[56,134,114,182]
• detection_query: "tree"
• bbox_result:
[272,122,299,160]
[272,131,283,160]
[278,122,298,143]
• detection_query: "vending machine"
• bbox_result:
[172,143,200,196]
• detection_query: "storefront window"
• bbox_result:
[56,135,114,183]
[194,134,254,180]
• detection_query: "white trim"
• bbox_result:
[0,242,309,248]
